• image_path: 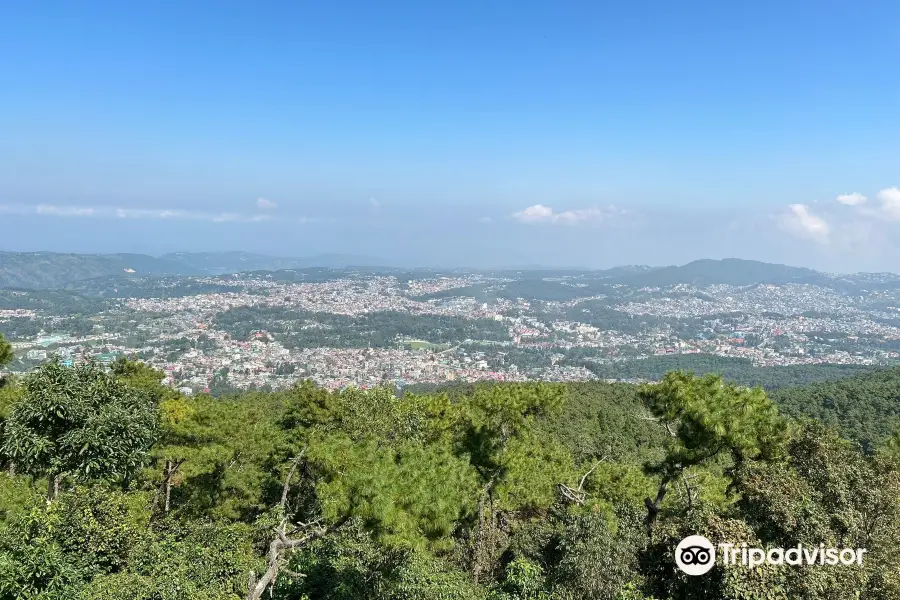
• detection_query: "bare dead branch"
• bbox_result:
[557,483,587,505]
[246,518,345,600]
[637,414,678,438]
[150,458,185,523]
[246,452,343,600]
[280,450,306,511]
[578,457,606,491]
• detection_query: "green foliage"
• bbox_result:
[1,360,159,486]
[0,474,39,524]
[0,381,23,473]
[2,364,900,599]
[770,367,900,452]
[581,463,656,512]
[551,508,647,600]
[282,382,456,446]
[492,430,574,512]
[490,558,553,600]
[385,551,483,600]
[459,383,568,502]
[76,572,240,600]
[538,381,668,465]
[0,483,255,600]
[731,421,900,599]
[0,335,11,369]
[110,358,178,404]
[309,433,478,550]
[51,486,147,577]
[215,307,510,348]
[578,354,879,390]
[283,523,481,600]
[642,509,792,600]
[279,384,480,548]
[0,503,81,599]
[152,391,286,520]
[126,519,256,599]
[0,485,144,599]
[640,372,788,477]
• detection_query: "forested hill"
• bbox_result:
[571,354,882,390]
[770,366,900,452]
[598,258,900,290]
[410,365,900,452]
[0,251,393,289]
[0,251,200,289]
[4,251,900,290]
[608,258,830,287]
[3,355,900,599]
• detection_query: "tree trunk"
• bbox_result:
[47,474,61,502]
[644,474,672,534]
[6,462,14,476]
[164,459,173,513]
[472,481,504,586]
[473,494,487,586]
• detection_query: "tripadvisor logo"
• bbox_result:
[675,535,716,576]
[675,535,868,576]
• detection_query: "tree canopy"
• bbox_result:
[1,361,900,599]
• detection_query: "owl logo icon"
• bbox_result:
[675,535,716,575]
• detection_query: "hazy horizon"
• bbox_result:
[2,245,898,276]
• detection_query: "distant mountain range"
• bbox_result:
[0,251,201,289]
[0,250,395,289]
[608,258,829,287]
[159,252,398,274]
[0,250,898,291]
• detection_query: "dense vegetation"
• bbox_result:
[0,252,201,289]
[214,307,511,348]
[2,333,900,599]
[571,353,881,389]
[62,276,247,299]
[770,368,900,452]
[5,254,900,296]
[0,289,110,314]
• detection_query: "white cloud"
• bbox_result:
[512,204,554,223]
[5,203,288,224]
[36,204,95,217]
[212,213,271,223]
[836,192,867,206]
[778,204,830,243]
[256,197,277,210]
[877,187,900,220]
[512,204,621,225]
[116,208,186,219]
[553,207,608,225]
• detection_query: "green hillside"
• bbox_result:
[0,251,200,289]
[612,258,830,287]
[2,355,900,599]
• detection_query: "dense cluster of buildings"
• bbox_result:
[3,275,900,390]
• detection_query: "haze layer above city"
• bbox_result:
[1,2,899,272]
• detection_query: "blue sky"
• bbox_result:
[1,1,898,270]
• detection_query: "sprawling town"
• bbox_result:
[3,269,900,393]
